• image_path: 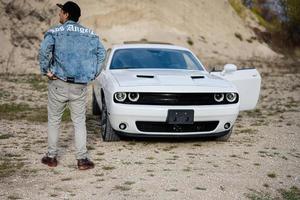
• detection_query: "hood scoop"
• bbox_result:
[136,75,154,78]
[191,75,205,79]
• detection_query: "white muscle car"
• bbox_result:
[92,42,261,142]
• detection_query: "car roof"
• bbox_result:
[111,43,191,51]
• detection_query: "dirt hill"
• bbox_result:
[0,0,279,74]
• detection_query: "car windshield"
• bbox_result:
[110,48,204,70]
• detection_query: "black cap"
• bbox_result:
[57,1,81,21]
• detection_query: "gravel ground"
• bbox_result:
[0,61,299,200]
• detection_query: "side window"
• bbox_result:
[102,48,111,71]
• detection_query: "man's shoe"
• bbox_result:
[41,155,58,167]
[77,158,95,170]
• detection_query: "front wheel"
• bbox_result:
[100,100,120,142]
[92,90,101,115]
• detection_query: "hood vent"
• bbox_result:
[191,75,205,79]
[136,75,154,78]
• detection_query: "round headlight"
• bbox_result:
[114,92,127,102]
[226,93,237,102]
[128,92,139,102]
[214,93,224,102]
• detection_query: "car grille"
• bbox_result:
[136,121,219,132]
[115,93,238,105]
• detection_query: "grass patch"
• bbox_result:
[124,181,135,185]
[235,32,243,41]
[134,161,143,165]
[0,103,30,113]
[0,103,71,122]
[0,133,13,139]
[0,103,47,122]
[240,128,257,134]
[246,186,300,200]
[0,159,24,178]
[61,177,72,181]
[263,183,269,188]
[195,187,207,191]
[267,172,277,178]
[7,195,22,199]
[0,90,10,99]
[162,145,178,151]
[127,141,136,145]
[183,167,191,172]
[251,7,281,32]
[0,73,47,92]
[245,190,272,200]
[95,173,104,177]
[62,107,71,121]
[187,37,194,46]
[102,165,115,171]
[113,185,131,191]
[146,156,155,160]
[279,186,300,200]
[87,146,95,150]
[166,188,178,192]
[228,0,248,18]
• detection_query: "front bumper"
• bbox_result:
[108,102,239,136]
[116,129,232,139]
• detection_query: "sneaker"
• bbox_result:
[77,158,95,170]
[41,155,58,167]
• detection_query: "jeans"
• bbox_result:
[47,79,89,160]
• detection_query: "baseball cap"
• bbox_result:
[56,1,81,21]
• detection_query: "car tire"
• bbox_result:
[101,100,120,142]
[92,90,101,115]
[215,128,233,142]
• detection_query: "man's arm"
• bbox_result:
[39,32,54,75]
[94,38,106,78]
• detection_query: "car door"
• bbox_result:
[211,66,261,111]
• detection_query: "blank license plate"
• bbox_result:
[167,110,194,124]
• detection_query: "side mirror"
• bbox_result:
[222,64,237,75]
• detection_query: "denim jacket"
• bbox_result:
[39,20,106,84]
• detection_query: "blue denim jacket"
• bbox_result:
[39,20,106,83]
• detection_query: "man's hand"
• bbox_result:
[46,71,58,80]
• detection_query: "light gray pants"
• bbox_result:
[47,79,89,160]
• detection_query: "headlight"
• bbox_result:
[128,92,139,102]
[226,93,237,102]
[114,92,127,102]
[214,93,224,102]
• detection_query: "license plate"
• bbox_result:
[166,110,194,124]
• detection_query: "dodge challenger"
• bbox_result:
[92,42,261,142]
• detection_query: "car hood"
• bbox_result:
[110,69,233,88]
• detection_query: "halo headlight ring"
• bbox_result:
[114,92,127,102]
[214,93,225,102]
[128,92,139,102]
[226,93,237,102]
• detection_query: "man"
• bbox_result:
[39,1,106,170]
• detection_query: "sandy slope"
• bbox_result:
[80,0,277,62]
[0,0,278,74]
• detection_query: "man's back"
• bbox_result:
[40,20,105,84]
